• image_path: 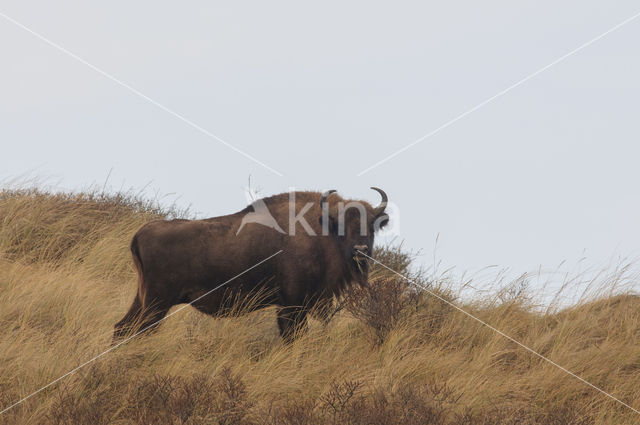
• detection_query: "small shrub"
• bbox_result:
[129,369,252,424]
[344,275,419,345]
[319,380,362,425]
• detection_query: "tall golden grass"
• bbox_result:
[1,188,640,424]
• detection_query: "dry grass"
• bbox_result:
[1,188,640,424]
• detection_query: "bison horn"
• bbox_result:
[320,190,336,207]
[371,187,388,216]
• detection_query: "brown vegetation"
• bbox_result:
[1,189,640,424]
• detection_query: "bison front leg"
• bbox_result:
[277,306,308,342]
[309,295,336,327]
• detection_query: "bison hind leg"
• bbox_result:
[112,295,172,343]
[113,294,143,342]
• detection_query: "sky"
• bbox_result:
[1,1,640,292]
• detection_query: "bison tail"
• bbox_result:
[130,234,146,302]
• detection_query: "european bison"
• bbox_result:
[113,188,389,341]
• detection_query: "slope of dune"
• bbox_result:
[1,189,639,424]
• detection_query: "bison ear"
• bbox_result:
[319,214,338,235]
[373,214,389,232]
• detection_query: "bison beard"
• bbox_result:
[113,188,389,342]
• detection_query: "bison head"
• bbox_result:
[319,187,389,276]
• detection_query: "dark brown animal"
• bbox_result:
[113,188,389,341]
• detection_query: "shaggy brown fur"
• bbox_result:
[113,189,389,341]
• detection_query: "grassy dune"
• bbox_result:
[1,189,640,424]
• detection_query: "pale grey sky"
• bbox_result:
[2,1,639,284]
